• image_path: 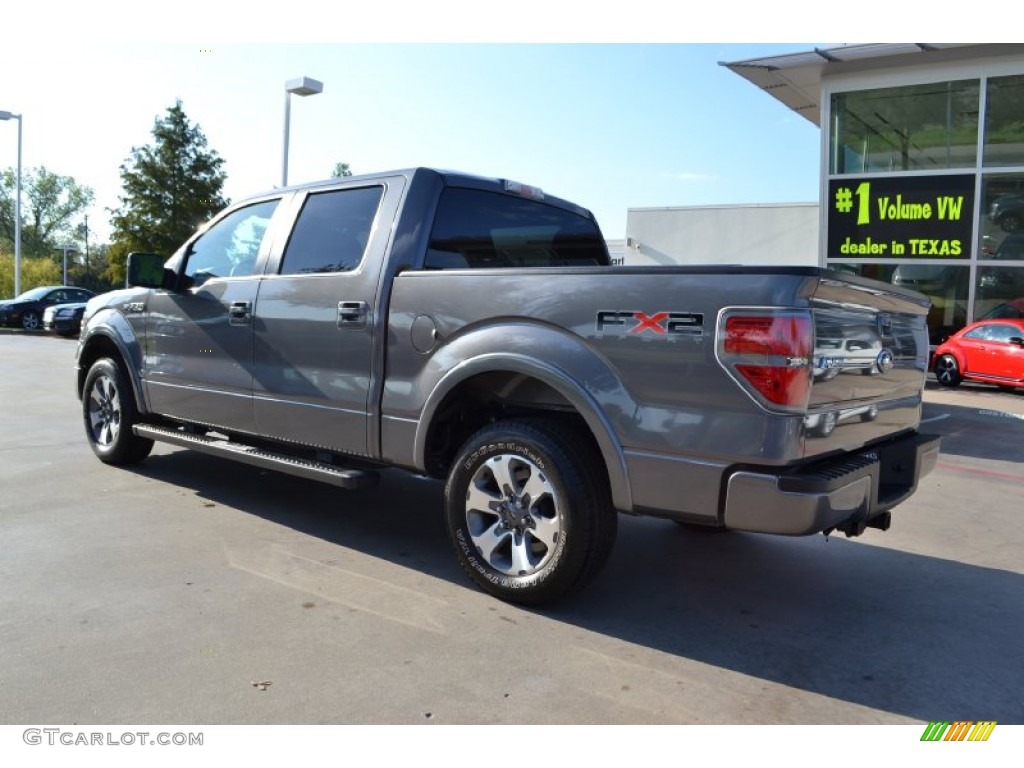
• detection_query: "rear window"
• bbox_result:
[425,188,608,269]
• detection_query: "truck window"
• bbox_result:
[425,188,609,269]
[183,199,280,284]
[279,186,384,275]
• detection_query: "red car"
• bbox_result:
[933,318,1024,390]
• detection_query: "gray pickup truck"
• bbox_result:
[76,168,940,604]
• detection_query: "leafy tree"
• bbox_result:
[70,242,116,294]
[0,166,94,258]
[331,162,353,178]
[107,100,228,283]
[0,254,62,298]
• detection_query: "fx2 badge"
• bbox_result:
[596,310,704,337]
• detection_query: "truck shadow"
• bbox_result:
[131,451,1023,723]
[568,518,1024,723]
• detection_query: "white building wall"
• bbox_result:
[624,203,820,267]
[605,238,626,266]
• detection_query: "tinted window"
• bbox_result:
[280,186,383,275]
[425,188,608,269]
[995,234,1024,260]
[184,199,279,284]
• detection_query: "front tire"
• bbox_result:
[934,354,962,388]
[83,357,154,465]
[998,212,1022,232]
[21,311,40,330]
[445,419,617,605]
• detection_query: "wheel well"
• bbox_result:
[422,371,604,479]
[77,336,128,400]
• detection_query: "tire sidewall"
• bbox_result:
[446,428,575,599]
[82,357,148,464]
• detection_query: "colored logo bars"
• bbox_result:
[920,721,997,742]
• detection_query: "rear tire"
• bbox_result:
[83,357,154,465]
[21,311,40,331]
[934,354,962,388]
[445,418,617,605]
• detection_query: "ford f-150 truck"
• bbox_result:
[76,168,941,604]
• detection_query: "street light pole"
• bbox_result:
[0,110,22,297]
[59,245,77,286]
[281,77,323,188]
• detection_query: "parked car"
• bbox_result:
[982,298,1024,320]
[43,302,88,337]
[0,286,96,330]
[932,318,1024,391]
[989,193,1024,233]
[813,336,884,380]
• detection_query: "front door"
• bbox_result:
[144,198,282,434]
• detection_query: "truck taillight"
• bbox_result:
[718,312,812,410]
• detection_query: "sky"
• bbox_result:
[0,4,990,248]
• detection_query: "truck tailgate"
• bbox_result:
[804,273,932,455]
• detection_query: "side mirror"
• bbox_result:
[126,252,170,289]
[1010,336,1024,347]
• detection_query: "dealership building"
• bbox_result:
[624,43,1024,345]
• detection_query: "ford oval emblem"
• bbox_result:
[876,349,895,374]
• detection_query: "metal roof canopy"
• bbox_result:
[721,44,1024,127]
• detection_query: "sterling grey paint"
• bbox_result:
[77,167,938,531]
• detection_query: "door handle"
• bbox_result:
[229,301,251,325]
[338,300,368,328]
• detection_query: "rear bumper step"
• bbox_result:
[722,432,941,537]
[133,424,379,490]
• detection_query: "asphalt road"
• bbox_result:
[1,332,1022,725]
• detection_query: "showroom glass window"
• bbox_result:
[983,74,1024,167]
[977,75,1024,322]
[830,80,980,174]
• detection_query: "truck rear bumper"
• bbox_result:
[723,432,941,536]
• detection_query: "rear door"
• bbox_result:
[252,179,401,456]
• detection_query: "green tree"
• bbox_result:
[107,100,228,283]
[0,254,62,298]
[70,242,116,294]
[0,166,94,258]
[331,162,353,178]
